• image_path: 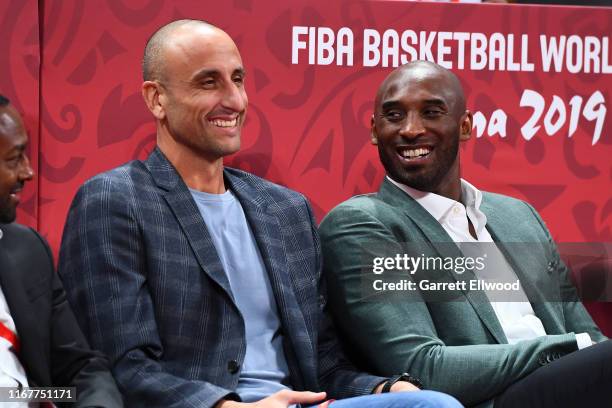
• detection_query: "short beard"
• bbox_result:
[0,198,16,224]
[171,129,241,161]
[378,137,459,193]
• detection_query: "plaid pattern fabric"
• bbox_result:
[58,148,383,408]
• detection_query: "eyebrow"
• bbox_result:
[422,98,448,108]
[191,67,246,83]
[381,98,448,111]
[381,101,402,111]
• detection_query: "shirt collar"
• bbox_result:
[460,178,483,213]
[386,175,484,222]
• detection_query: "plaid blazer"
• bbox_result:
[58,148,384,408]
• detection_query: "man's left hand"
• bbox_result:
[374,380,420,394]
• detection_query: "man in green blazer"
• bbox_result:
[319,61,610,408]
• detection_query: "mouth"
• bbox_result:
[208,116,239,129]
[397,146,433,162]
[8,186,22,203]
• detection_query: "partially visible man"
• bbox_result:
[0,94,123,407]
[58,20,461,408]
[319,61,611,408]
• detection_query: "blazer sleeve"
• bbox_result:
[319,204,582,406]
[525,203,607,343]
[302,198,387,399]
[29,229,123,408]
[58,177,239,408]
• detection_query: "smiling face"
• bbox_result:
[371,62,472,199]
[147,23,248,163]
[0,105,34,223]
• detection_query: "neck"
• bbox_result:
[435,178,462,203]
[429,174,462,202]
[158,135,226,194]
[432,157,462,202]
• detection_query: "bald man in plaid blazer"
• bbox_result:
[59,146,386,407]
[58,20,460,408]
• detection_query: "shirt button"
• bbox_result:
[453,206,461,214]
[227,360,240,374]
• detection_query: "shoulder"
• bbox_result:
[1,223,45,247]
[481,190,528,207]
[1,223,52,265]
[330,193,385,212]
[80,160,148,192]
[1,222,33,239]
[319,193,403,242]
[70,160,153,208]
[225,167,307,203]
[62,161,155,230]
[321,193,392,226]
[481,190,539,217]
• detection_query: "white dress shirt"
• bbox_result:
[387,176,591,349]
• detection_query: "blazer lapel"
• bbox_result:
[0,243,31,336]
[480,198,565,334]
[226,172,315,374]
[0,234,43,384]
[379,179,507,344]
[144,148,235,302]
[0,241,30,336]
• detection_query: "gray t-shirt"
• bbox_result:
[190,188,292,403]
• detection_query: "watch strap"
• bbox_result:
[381,372,424,392]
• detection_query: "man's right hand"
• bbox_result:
[216,390,327,408]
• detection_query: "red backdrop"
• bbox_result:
[3,0,611,333]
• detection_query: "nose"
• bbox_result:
[399,111,426,139]
[19,155,34,181]
[222,81,248,113]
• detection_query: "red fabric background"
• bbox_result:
[3,0,611,333]
[1,0,40,229]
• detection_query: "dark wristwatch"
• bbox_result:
[381,372,424,392]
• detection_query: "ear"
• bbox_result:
[142,81,166,120]
[370,114,378,145]
[459,110,473,142]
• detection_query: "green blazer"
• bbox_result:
[319,178,606,407]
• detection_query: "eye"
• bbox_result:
[200,78,216,89]
[232,75,244,86]
[5,154,22,168]
[422,109,444,118]
[383,110,405,122]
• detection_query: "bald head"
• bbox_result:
[140,18,247,171]
[142,19,227,82]
[0,100,24,139]
[370,60,472,200]
[375,61,466,118]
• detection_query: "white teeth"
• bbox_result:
[210,118,238,128]
[401,148,431,158]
